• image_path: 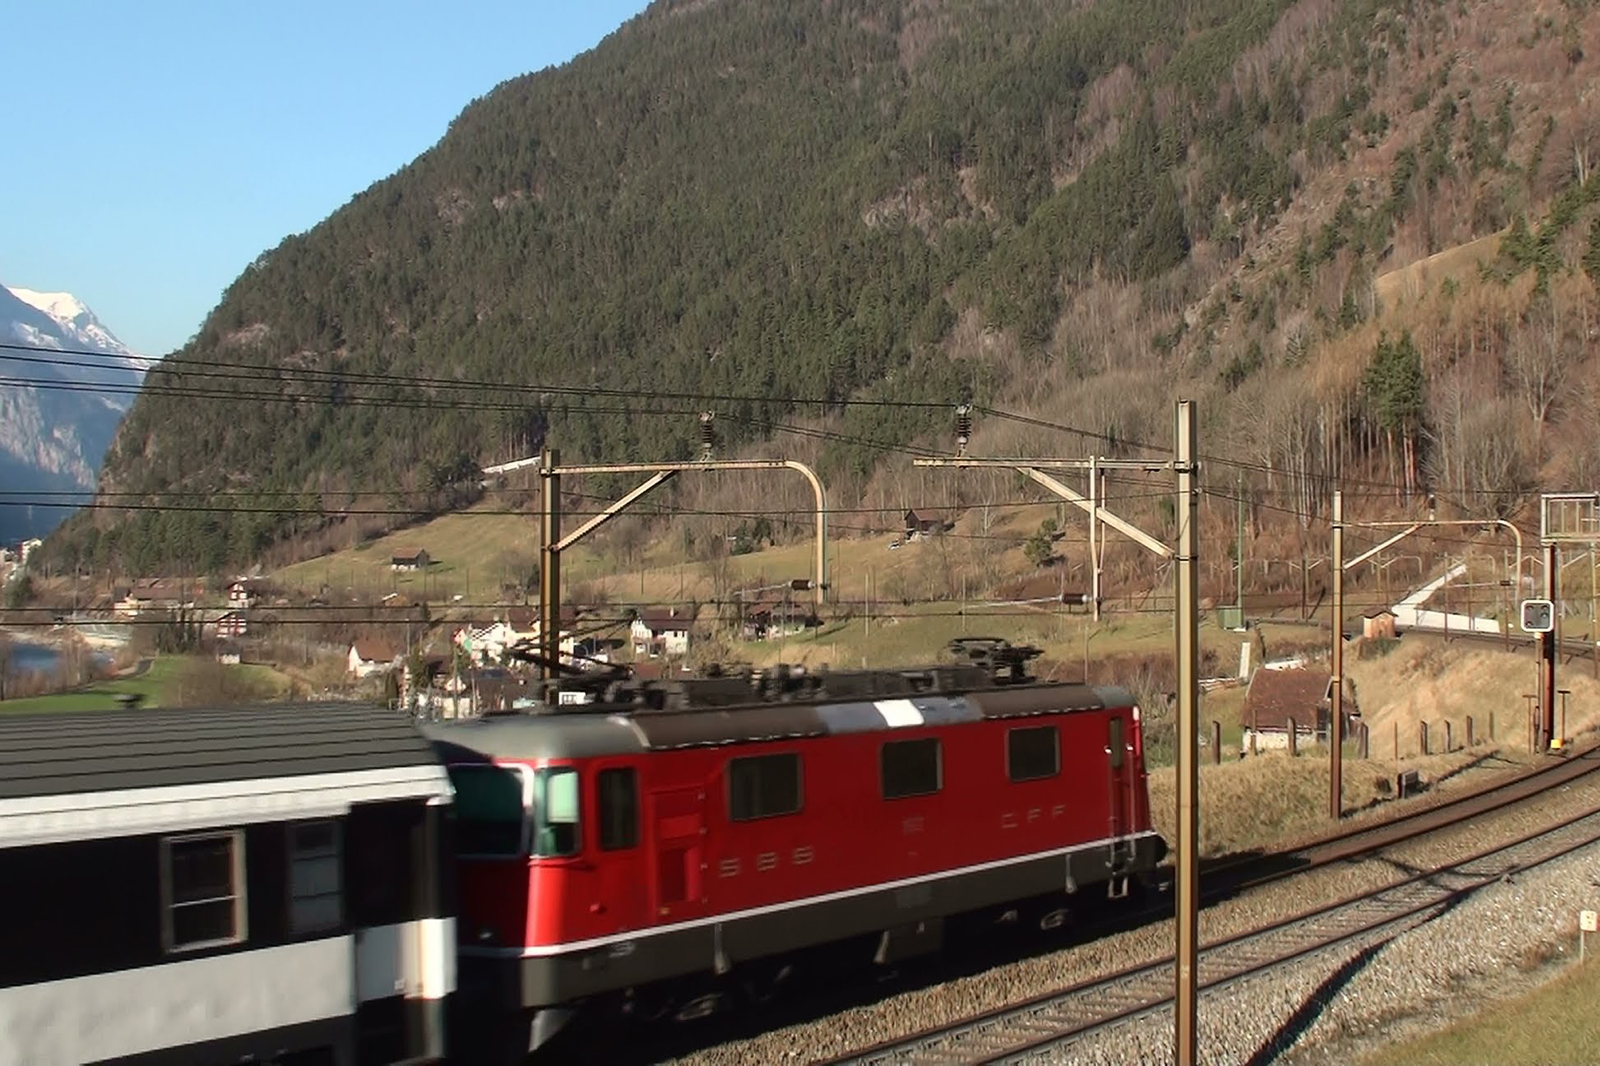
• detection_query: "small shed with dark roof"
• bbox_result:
[1241,666,1335,752]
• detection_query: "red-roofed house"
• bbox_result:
[631,607,693,658]
[348,639,400,678]
[1241,666,1341,752]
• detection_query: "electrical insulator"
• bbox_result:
[699,412,716,457]
[955,404,973,455]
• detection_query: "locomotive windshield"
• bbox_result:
[447,765,528,856]
[532,767,580,857]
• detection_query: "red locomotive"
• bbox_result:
[426,639,1166,1059]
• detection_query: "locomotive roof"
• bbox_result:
[0,700,441,801]
[423,681,1139,761]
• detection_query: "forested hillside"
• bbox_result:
[49,0,1600,573]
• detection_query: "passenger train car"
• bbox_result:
[0,701,455,1066]
[426,639,1167,1059]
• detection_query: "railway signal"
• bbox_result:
[1520,598,1554,633]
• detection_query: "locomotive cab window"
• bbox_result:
[162,830,246,953]
[881,737,941,799]
[1108,717,1125,769]
[728,753,803,820]
[448,764,530,856]
[598,767,638,850]
[534,767,581,857]
[1007,726,1059,782]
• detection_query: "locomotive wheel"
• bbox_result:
[673,991,725,1022]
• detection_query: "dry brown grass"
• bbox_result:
[1147,745,1505,858]
[1345,636,1600,758]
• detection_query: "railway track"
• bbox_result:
[1184,738,1600,901]
[830,802,1600,1065]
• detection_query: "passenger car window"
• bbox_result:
[881,737,941,799]
[288,820,342,934]
[1007,726,1059,782]
[728,753,802,820]
[163,831,245,952]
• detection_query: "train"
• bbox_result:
[0,639,1165,1065]
[427,638,1167,1061]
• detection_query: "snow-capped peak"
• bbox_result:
[8,287,88,324]
[3,283,149,371]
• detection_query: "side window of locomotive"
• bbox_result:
[881,737,941,799]
[728,753,803,821]
[1007,725,1059,782]
[534,768,581,857]
[1108,716,1125,769]
[598,767,639,850]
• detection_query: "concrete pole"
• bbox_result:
[1236,469,1245,615]
[1331,489,1344,819]
[1090,455,1101,622]
[539,447,562,684]
[1542,543,1558,751]
[1174,399,1201,1066]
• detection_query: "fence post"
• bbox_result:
[1394,720,1400,760]
[1359,722,1370,760]
[1466,715,1475,747]
[1288,716,1298,757]
[1445,720,1454,753]
[1419,720,1430,756]
[1212,720,1222,765]
[1489,710,1495,740]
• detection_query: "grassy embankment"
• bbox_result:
[1360,957,1600,1066]
[0,656,290,714]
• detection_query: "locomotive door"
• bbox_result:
[1106,715,1131,855]
[648,787,707,920]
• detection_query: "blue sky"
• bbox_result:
[2,1,651,355]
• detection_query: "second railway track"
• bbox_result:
[833,802,1600,1065]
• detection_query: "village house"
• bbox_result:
[347,639,400,678]
[1362,608,1398,640]
[739,597,813,642]
[209,610,248,639]
[114,579,197,618]
[1240,666,1353,753]
[215,641,242,666]
[390,549,431,572]
[227,580,263,610]
[631,606,693,658]
[903,509,948,541]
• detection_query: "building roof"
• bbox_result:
[635,606,692,632]
[0,701,441,803]
[1243,667,1332,731]
[352,639,399,662]
[391,549,429,562]
[1363,608,1397,619]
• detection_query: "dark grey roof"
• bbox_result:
[0,701,438,801]
[423,681,1138,760]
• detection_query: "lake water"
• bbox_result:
[8,641,65,676]
[5,641,108,677]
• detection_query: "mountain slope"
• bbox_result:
[57,0,1600,572]
[1,284,143,541]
